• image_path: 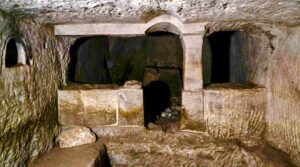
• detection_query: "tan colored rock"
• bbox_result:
[118,88,144,126]
[181,34,203,91]
[123,80,142,89]
[58,84,118,127]
[58,90,85,125]
[3,1,300,26]
[58,125,97,148]
[204,83,266,146]
[143,68,160,86]
[29,140,110,167]
[181,90,205,131]
[81,89,118,127]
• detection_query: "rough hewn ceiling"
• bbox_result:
[1,0,300,25]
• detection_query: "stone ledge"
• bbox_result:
[29,140,110,167]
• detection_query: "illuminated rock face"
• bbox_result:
[58,83,144,127]
[0,15,69,166]
[58,125,96,148]
[58,85,119,127]
[204,84,267,146]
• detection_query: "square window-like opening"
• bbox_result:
[202,31,264,87]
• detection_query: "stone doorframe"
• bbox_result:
[54,15,206,131]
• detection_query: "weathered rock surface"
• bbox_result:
[0,3,299,166]
[204,83,267,146]
[29,140,110,167]
[58,125,96,148]
[123,80,142,89]
[102,130,296,167]
[1,0,300,25]
[0,13,69,166]
[265,27,300,165]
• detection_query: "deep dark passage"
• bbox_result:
[143,80,171,127]
[68,37,111,84]
[68,35,183,129]
[208,31,235,83]
[5,38,18,68]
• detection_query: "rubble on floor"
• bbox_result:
[29,140,110,167]
[58,125,97,148]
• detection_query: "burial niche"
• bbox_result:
[68,36,111,84]
[202,31,261,86]
[143,31,183,129]
[68,33,183,129]
[5,37,27,68]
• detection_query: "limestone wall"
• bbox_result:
[204,84,267,146]
[230,32,270,86]
[203,23,300,165]
[266,26,300,165]
[0,12,69,166]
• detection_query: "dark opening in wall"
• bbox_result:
[68,33,183,128]
[204,31,236,83]
[5,37,29,68]
[5,38,18,68]
[68,36,111,84]
[143,80,171,127]
[203,31,266,87]
[143,31,183,128]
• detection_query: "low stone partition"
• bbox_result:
[203,83,267,145]
[58,83,143,128]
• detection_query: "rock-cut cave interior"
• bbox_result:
[0,1,299,167]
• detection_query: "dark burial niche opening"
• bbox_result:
[205,31,236,84]
[143,31,183,130]
[5,38,18,68]
[202,31,261,89]
[68,36,111,84]
[68,34,183,130]
[143,80,171,127]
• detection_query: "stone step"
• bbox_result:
[29,141,110,167]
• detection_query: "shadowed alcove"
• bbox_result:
[67,32,183,127]
[4,37,28,68]
[202,31,267,86]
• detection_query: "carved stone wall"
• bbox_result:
[0,13,69,166]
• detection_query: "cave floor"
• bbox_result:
[102,129,295,167]
[30,128,295,167]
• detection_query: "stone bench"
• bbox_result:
[58,83,143,128]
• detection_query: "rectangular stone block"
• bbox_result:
[81,90,118,127]
[181,90,205,130]
[118,88,144,126]
[58,90,85,125]
[58,85,117,127]
[204,84,266,144]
